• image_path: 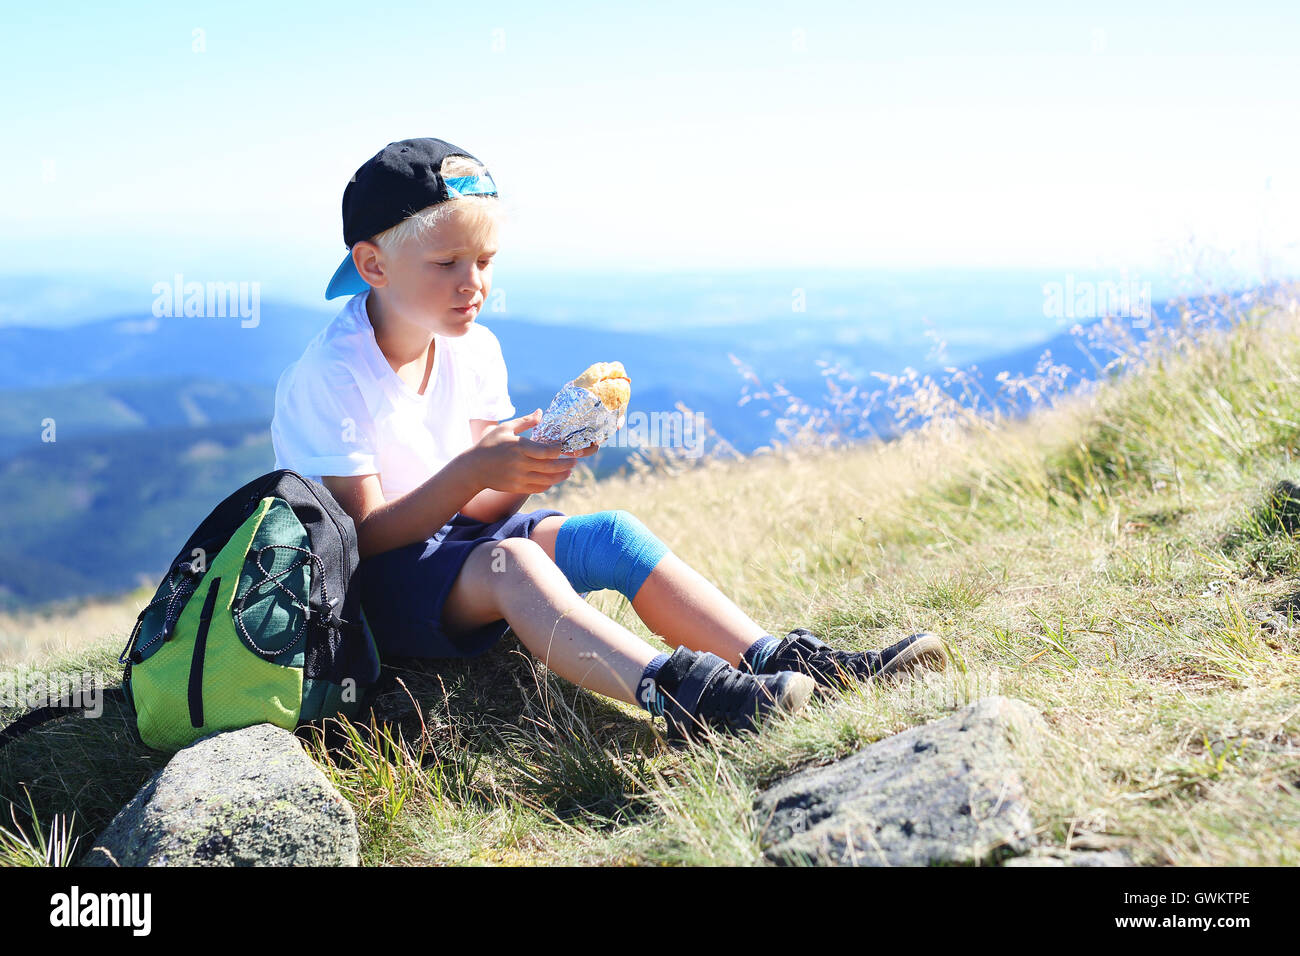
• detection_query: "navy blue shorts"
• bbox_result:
[358,507,568,660]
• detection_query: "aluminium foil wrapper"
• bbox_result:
[530,379,628,453]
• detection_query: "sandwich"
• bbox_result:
[532,361,632,452]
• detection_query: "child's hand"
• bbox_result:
[561,442,599,459]
[469,409,584,495]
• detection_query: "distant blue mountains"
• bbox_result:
[0,279,1227,611]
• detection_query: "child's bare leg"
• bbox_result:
[528,515,768,668]
[441,536,658,705]
[628,554,768,667]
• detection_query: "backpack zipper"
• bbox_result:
[188,576,222,728]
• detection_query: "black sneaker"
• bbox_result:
[651,646,816,744]
[744,629,947,691]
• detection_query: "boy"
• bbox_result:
[271,137,947,744]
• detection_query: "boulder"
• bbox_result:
[80,723,358,866]
[755,696,1046,866]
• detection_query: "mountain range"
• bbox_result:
[0,286,1211,611]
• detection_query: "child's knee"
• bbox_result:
[484,536,551,580]
[552,509,672,599]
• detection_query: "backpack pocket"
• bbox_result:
[128,498,304,752]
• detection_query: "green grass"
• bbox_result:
[5,285,1300,865]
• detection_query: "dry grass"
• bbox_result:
[0,586,152,667]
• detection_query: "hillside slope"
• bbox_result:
[2,287,1299,866]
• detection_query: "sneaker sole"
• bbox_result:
[877,633,948,680]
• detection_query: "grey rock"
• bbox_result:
[755,696,1047,866]
[79,723,359,866]
[1003,848,1133,867]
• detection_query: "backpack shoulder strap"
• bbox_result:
[0,687,128,751]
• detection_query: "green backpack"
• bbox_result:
[111,469,385,752]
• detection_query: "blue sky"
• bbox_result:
[1,1,1297,308]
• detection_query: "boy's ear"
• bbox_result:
[352,240,387,288]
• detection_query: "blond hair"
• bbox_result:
[368,154,506,254]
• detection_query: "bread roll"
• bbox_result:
[532,360,632,452]
[573,361,630,413]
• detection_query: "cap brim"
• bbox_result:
[325,251,370,300]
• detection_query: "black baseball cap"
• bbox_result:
[325,137,499,299]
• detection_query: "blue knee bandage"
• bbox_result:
[553,510,671,601]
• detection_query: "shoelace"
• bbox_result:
[821,648,883,678]
[781,641,883,681]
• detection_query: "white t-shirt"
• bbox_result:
[271,289,516,502]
